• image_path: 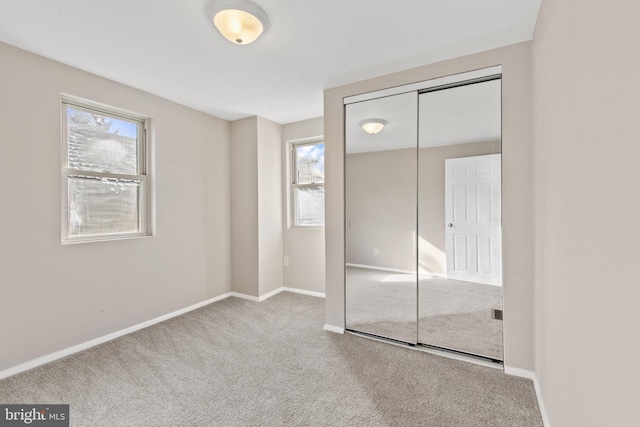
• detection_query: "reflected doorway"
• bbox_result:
[417,79,503,360]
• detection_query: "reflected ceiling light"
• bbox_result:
[207,0,269,45]
[359,119,387,134]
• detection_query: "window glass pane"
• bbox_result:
[295,143,324,184]
[68,175,140,236]
[66,106,139,174]
[295,186,325,226]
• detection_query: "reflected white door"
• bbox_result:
[445,154,501,286]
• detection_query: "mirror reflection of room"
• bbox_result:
[345,91,418,344]
[418,79,503,360]
[344,77,504,361]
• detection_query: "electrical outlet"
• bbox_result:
[373,248,379,256]
[283,256,289,267]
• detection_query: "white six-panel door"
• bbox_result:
[445,154,502,286]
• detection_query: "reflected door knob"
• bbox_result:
[447,223,453,227]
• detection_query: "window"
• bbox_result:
[61,97,152,243]
[291,139,325,227]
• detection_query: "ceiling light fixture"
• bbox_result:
[207,0,269,45]
[359,119,387,134]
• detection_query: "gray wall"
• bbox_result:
[325,42,534,371]
[257,117,284,296]
[0,41,231,372]
[282,117,326,294]
[231,117,260,296]
[532,0,640,425]
[346,148,416,272]
[345,142,500,274]
[231,116,284,298]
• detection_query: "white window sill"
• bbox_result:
[61,232,153,245]
[290,226,325,231]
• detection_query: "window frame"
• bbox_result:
[60,95,154,244]
[289,137,325,229]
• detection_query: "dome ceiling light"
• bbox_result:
[359,119,387,134]
[207,0,269,45]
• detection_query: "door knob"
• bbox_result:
[447,223,453,227]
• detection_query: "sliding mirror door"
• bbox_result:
[345,92,418,344]
[417,79,503,360]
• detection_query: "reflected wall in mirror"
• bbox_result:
[417,79,503,360]
[345,92,418,343]
[344,75,503,361]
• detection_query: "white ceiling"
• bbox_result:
[419,79,502,148]
[346,92,417,154]
[345,79,501,154]
[0,0,541,124]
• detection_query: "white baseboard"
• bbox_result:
[283,287,325,298]
[504,366,536,380]
[323,324,345,334]
[230,291,275,302]
[346,263,415,274]
[505,367,550,427]
[1,286,331,381]
[533,375,551,427]
[419,272,447,278]
[0,292,232,381]
[258,287,285,302]
[229,292,260,302]
[231,287,324,302]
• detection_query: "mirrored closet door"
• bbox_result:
[345,72,504,361]
[345,91,418,344]
[417,79,503,360]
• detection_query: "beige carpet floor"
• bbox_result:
[0,292,539,426]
